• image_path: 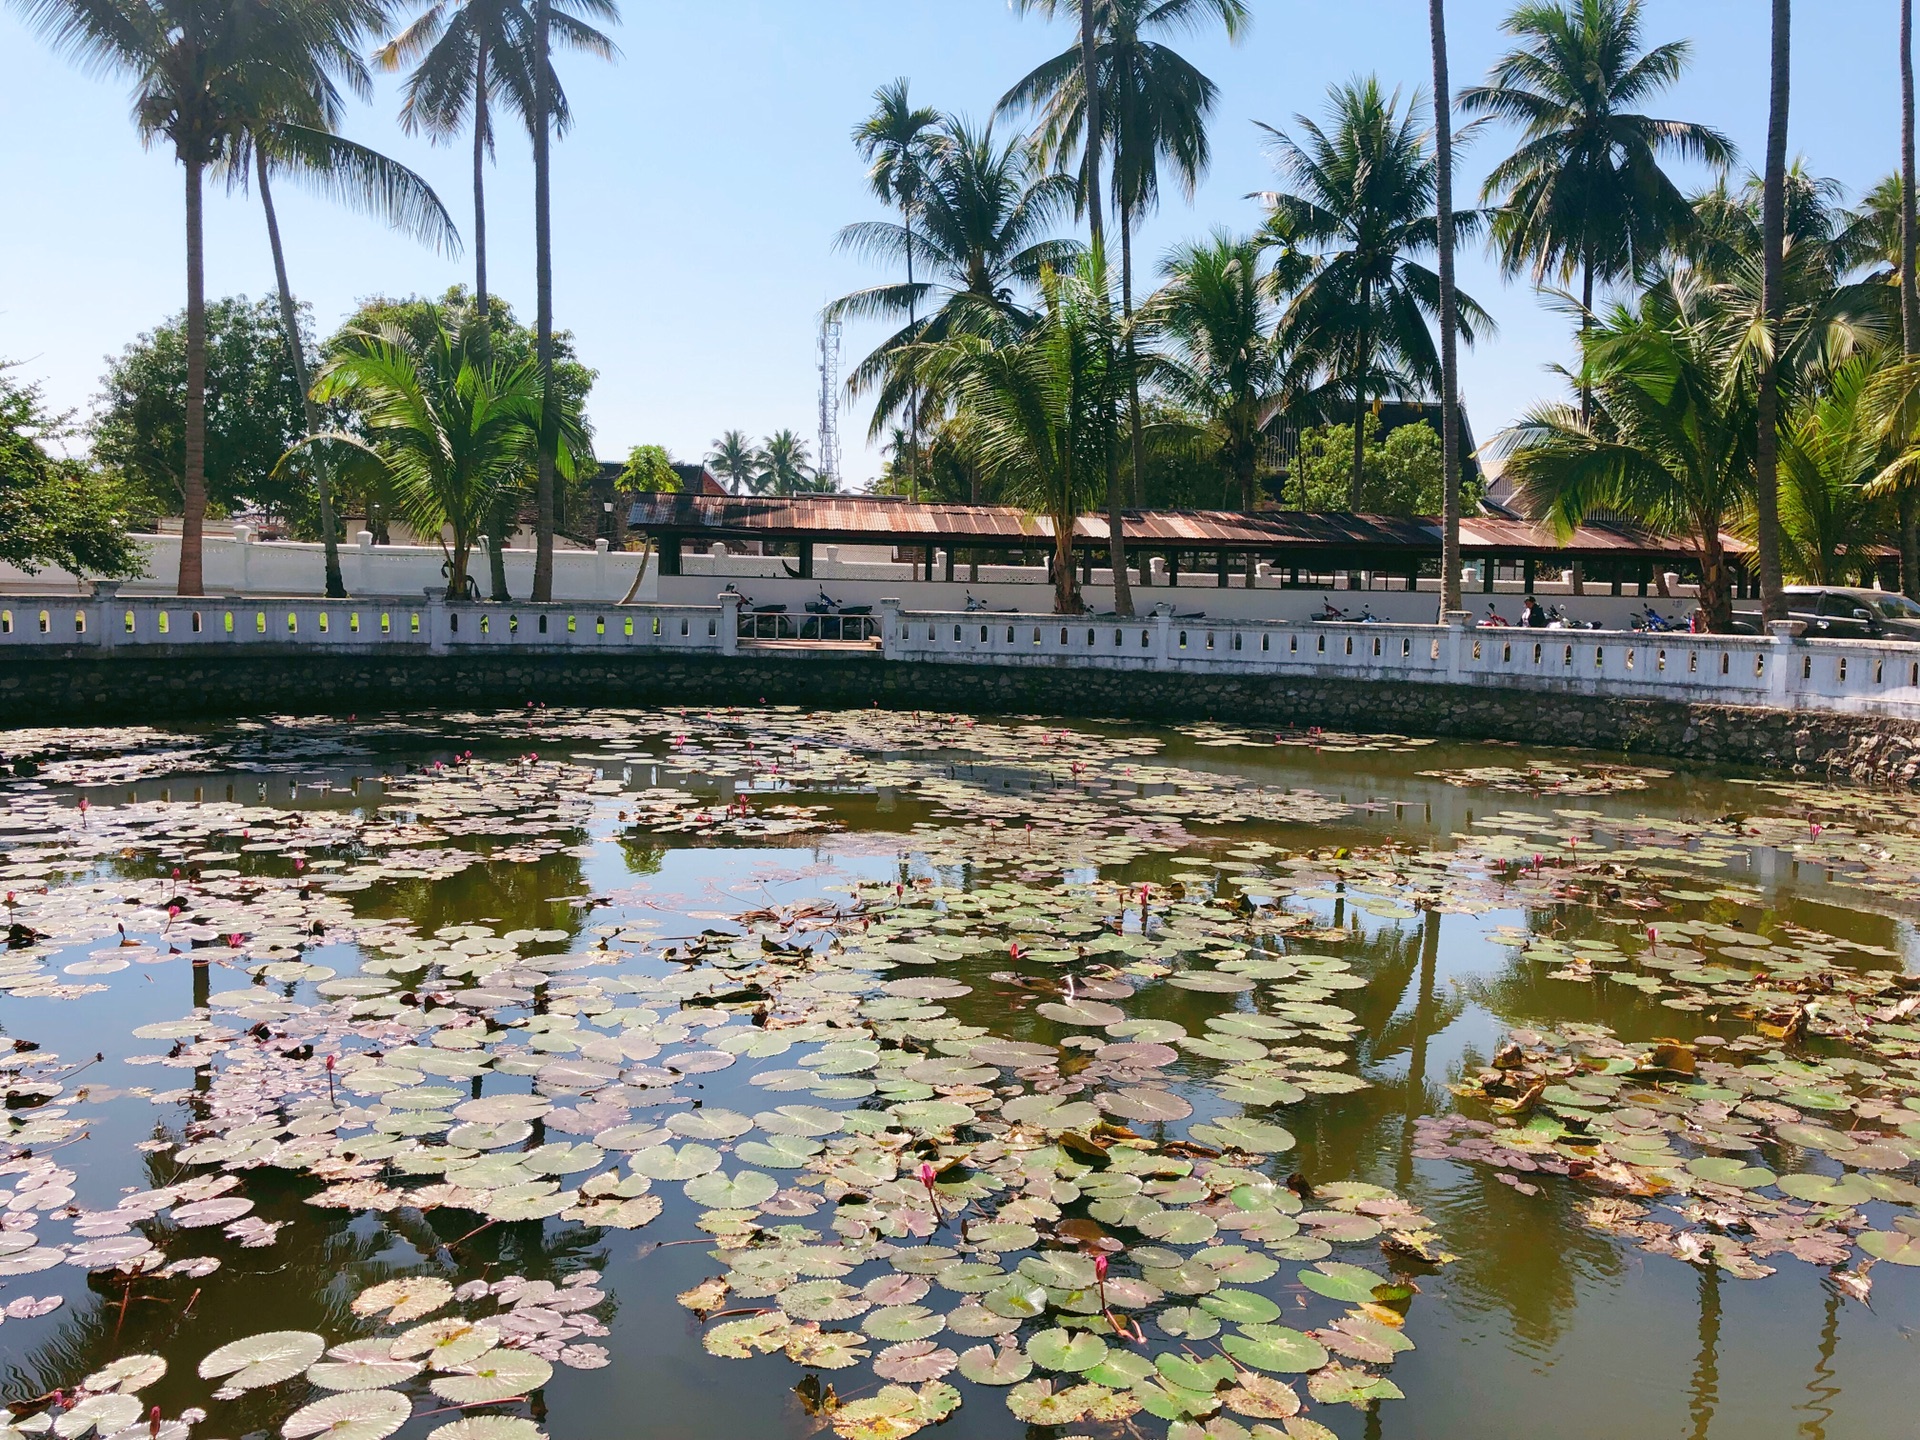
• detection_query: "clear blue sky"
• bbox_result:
[0,0,1905,486]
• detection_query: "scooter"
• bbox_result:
[1633,606,1682,634]
[805,588,872,617]
[1480,603,1513,628]
[1545,605,1603,631]
[720,583,788,616]
[965,590,1017,613]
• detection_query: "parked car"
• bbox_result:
[1735,587,1920,640]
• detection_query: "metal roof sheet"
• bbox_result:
[627,493,1739,561]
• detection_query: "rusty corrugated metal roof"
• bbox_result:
[627,493,1735,561]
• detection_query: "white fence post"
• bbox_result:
[422,588,448,656]
[1442,611,1472,684]
[91,582,120,652]
[878,597,903,660]
[1768,621,1803,708]
[718,594,741,657]
[1152,608,1172,671]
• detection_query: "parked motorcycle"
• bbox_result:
[1545,605,1603,631]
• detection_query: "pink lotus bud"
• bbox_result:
[1646,926,1658,946]
[1094,1254,1108,1280]
[919,1162,936,1187]
[149,1407,161,1439]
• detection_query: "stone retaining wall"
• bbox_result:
[7,645,1919,778]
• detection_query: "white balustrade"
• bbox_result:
[9,588,1920,719]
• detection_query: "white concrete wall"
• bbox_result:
[0,531,656,604]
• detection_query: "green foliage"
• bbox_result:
[0,367,141,577]
[92,295,311,524]
[1293,415,1464,516]
[618,445,681,492]
[308,306,592,598]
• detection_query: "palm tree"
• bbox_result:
[1146,232,1287,510]
[10,0,380,596]
[305,308,589,599]
[376,0,540,354]
[1460,0,1733,340]
[1902,0,1920,598]
[756,430,817,495]
[1492,275,1753,630]
[1773,361,1891,585]
[852,79,941,500]
[1430,0,1465,615]
[1002,0,1249,527]
[707,431,762,495]
[1755,0,1792,625]
[233,103,459,600]
[524,0,618,601]
[1255,78,1491,507]
[831,117,1081,433]
[921,258,1120,615]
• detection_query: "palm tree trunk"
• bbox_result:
[473,39,491,353]
[446,532,472,602]
[1754,0,1791,625]
[1432,0,1463,617]
[1578,250,1595,424]
[1901,0,1919,598]
[256,153,344,600]
[905,204,919,502]
[485,491,513,602]
[180,156,208,598]
[530,0,557,604]
[1106,215,1134,619]
[1054,511,1081,615]
[1700,530,1732,632]
[1079,0,1104,252]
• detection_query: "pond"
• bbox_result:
[0,707,1917,1440]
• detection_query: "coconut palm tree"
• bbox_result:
[523,0,618,602]
[1001,0,1249,516]
[1755,0,1792,624]
[921,258,1121,615]
[852,80,941,500]
[1146,232,1288,510]
[9,0,385,596]
[1460,0,1733,330]
[831,117,1081,434]
[1492,275,1753,630]
[232,108,459,600]
[304,308,589,600]
[1430,0,1465,615]
[1772,361,1891,586]
[376,0,542,353]
[756,430,819,495]
[1255,78,1491,508]
[707,431,762,495]
[1904,0,1919,597]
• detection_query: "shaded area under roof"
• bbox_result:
[627,492,1748,563]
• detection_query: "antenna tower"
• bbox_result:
[817,316,843,488]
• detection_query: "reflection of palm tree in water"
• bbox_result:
[1688,1261,1722,1440]
[1793,1285,1841,1440]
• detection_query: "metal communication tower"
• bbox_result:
[817,316,843,488]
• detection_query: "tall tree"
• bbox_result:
[832,118,1081,430]
[1256,78,1491,507]
[1002,0,1248,530]
[10,0,380,595]
[707,431,762,495]
[235,112,458,599]
[1755,0,1791,624]
[307,308,589,600]
[378,0,542,355]
[524,0,617,601]
[1460,0,1732,410]
[756,430,826,495]
[0,366,140,579]
[1903,0,1920,597]
[1146,232,1286,510]
[1430,0,1463,614]
[922,258,1122,615]
[852,80,941,501]
[1494,276,1754,631]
